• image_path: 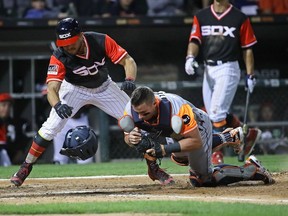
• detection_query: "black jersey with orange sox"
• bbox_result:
[189,4,257,62]
[46,32,127,88]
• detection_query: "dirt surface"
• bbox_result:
[1,171,288,206]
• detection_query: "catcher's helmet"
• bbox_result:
[56,17,81,47]
[60,125,98,160]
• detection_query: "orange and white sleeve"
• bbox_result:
[189,16,202,44]
[240,18,257,48]
[105,35,128,64]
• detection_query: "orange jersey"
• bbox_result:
[123,92,207,138]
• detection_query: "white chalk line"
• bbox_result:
[0,174,187,181]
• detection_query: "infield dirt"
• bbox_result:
[0,172,287,205]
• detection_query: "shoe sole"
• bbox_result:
[160,178,175,186]
[248,155,275,184]
[148,170,175,186]
[247,155,261,167]
[10,176,22,187]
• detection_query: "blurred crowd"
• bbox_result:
[0,0,287,19]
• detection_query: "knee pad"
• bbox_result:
[34,132,53,148]
[212,164,257,185]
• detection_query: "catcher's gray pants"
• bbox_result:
[172,109,213,180]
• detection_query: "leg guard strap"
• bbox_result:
[213,164,257,185]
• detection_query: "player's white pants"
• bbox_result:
[39,77,130,141]
[53,113,93,164]
[202,61,241,123]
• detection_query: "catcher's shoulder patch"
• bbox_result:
[182,114,191,125]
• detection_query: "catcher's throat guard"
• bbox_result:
[118,115,135,132]
[60,125,98,160]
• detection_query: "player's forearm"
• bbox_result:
[186,42,199,58]
[47,81,61,107]
[243,49,255,75]
[122,54,137,80]
[178,137,202,152]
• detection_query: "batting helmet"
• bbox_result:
[60,125,98,160]
[56,17,81,47]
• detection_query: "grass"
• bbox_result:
[0,154,287,215]
[0,201,288,215]
[1,154,287,179]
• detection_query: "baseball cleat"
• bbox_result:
[245,155,275,184]
[189,170,203,187]
[146,159,175,185]
[10,162,33,187]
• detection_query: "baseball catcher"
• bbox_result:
[119,86,275,187]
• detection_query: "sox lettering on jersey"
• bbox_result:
[201,26,236,37]
[73,57,105,76]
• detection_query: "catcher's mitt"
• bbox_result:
[135,134,163,159]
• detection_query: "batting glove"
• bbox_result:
[246,74,256,93]
[185,55,199,75]
[54,101,73,119]
[121,78,136,96]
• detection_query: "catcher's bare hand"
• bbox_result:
[127,127,141,146]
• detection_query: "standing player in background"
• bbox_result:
[185,0,261,164]
[10,17,137,186]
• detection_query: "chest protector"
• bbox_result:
[131,92,174,137]
[54,32,109,88]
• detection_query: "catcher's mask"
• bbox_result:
[60,125,98,160]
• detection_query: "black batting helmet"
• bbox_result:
[60,125,98,160]
[56,17,81,47]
